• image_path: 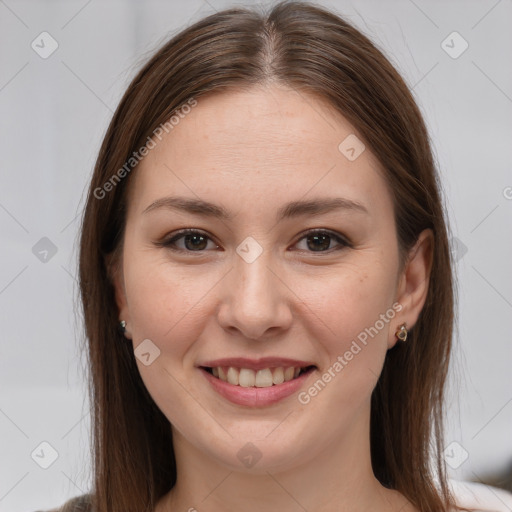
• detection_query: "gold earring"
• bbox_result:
[395,323,408,342]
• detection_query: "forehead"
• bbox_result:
[129,85,393,219]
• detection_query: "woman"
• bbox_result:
[37,1,508,511]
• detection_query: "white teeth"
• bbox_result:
[239,368,256,387]
[272,367,284,385]
[226,367,239,386]
[209,365,310,387]
[284,367,295,382]
[255,369,273,387]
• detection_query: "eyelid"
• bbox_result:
[155,227,352,253]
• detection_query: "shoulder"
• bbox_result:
[34,494,94,512]
[449,479,512,511]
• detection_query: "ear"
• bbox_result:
[106,249,132,340]
[390,228,434,348]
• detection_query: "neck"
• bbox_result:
[157,405,413,512]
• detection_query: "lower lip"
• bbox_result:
[200,367,315,407]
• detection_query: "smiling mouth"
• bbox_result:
[201,365,316,388]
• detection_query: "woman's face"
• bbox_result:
[112,85,425,473]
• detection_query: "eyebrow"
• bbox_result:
[142,195,369,221]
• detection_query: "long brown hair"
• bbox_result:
[78,2,461,511]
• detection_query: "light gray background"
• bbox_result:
[0,0,511,510]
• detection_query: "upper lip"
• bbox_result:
[199,357,316,371]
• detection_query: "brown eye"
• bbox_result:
[180,233,208,251]
[160,229,218,252]
[294,230,350,253]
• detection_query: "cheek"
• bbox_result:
[294,269,397,416]
[298,262,396,343]
[122,253,222,430]
[293,261,397,395]
[123,250,223,351]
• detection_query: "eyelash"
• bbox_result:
[156,228,351,255]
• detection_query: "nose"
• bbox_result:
[216,248,293,341]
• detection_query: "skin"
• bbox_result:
[111,84,432,512]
